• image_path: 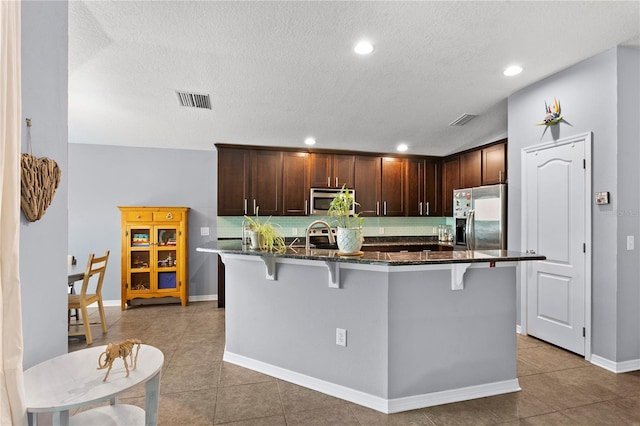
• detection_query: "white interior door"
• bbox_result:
[523,135,588,355]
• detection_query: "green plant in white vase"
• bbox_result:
[243,208,286,253]
[328,186,364,253]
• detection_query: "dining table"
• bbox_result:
[67,264,84,321]
[67,264,84,285]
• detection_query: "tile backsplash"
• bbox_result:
[217,216,454,239]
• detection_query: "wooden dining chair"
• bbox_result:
[68,251,110,345]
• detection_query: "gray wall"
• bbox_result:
[20,1,69,369]
[508,47,640,362]
[616,47,640,361]
[68,143,218,303]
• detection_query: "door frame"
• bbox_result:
[520,132,592,360]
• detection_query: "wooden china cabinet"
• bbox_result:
[118,206,189,310]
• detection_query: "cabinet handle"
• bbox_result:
[384,201,387,216]
[327,177,331,187]
[253,199,257,215]
[136,215,141,219]
[426,202,430,216]
[165,213,173,220]
[376,201,380,216]
[305,200,308,215]
[243,199,248,215]
[419,202,423,215]
[335,177,338,187]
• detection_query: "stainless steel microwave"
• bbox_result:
[309,188,356,215]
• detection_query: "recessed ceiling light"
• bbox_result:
[397,143,408,152]
[304,137,316,146]
[354,41,374,55]
[503,65,523,76]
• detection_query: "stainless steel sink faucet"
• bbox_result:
[305,220,335,251]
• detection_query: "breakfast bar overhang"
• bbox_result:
[198,242,545,414]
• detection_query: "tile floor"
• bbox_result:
[69,301,640,425]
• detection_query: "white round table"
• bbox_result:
[24,344,163,426]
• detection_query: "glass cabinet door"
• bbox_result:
[155,226,178,291]
[129,226,151,292]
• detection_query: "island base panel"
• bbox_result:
[222,255,519,413]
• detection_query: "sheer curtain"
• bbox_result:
[0,1,27,425]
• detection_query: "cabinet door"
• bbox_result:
[155,225,179,292]
[405,158,424,216]
[250,150,283,216]
[309,153,332,188]
[381,157,405,216]
[309,153,355,188]
[354,156,381,216]
[127,225,152,293]
[424,160,440,216]
[283,151,309,215]
[217,148,249,216]
[333,154,355,188]
[459,150,482,189]
[482,142,506,185]
[442,157,460,217]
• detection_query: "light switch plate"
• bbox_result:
[595,192,610,205]
[200,227,210,236]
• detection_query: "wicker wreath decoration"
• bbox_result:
[20,153,61,222]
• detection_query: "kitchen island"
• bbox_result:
[197,241,544,414]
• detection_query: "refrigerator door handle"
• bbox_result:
[466,210,475,250]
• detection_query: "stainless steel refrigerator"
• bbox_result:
[453,184,506,250]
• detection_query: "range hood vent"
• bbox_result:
[175,91,211,109]
[449,113,477,126]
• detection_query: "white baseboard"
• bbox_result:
[103,294,217,307]
[591,354,640,373]
[223,351,520,414]
[189,294,218,302]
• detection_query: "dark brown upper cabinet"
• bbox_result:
[282,151,310,215]
[354,156,405,217]
[441,157,460,217]
[381,157,406,216]
[309,153,355,188]
[217,147,282,216]
[482,141,507,185]
[217,148,250,216]
[459,150,482,189]
[354,156,381,217]
[248,150,283,216]
[406,158,440,217]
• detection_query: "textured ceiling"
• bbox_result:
[69,1,640,156]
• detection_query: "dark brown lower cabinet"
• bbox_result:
[217,255,225,308]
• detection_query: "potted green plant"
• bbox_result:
[328,186,364,254]
[243,208,286,253]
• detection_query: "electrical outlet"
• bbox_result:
[627,236,634,250]
[200,227,210,236]
[336,328,347,347]
[378,227,384,235]
[292,228,298,236]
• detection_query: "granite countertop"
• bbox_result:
[197,240,545,266]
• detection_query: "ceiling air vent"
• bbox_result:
[175,91,211,109]
[449,113,477,126]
